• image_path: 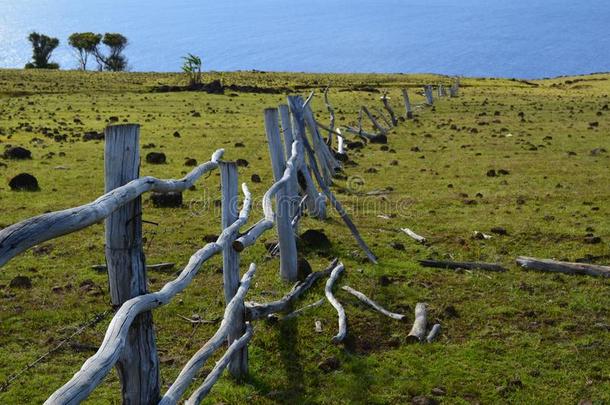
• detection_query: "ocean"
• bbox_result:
[0,0,609,78]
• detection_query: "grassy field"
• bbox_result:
[0,68,609,404]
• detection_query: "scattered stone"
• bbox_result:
[297,258,312,281]
[318,356,340,372]
[370,134,387,144]
[300,229,331,250]
[379,275,391,286]
[9,173,40,191]
[390,242,405,251]
[431,387,446,396]
[486,169,497,177]
[9,275,32,289]
[236,158,249,167]
[146,152,167,164]
[3,146,31,159]
[584,236,601,244]
[150,192,183,208]
[251,174,261,183]
[590,147,607,156]
[184,158,197,167]
[234,142,245,147]
[498,169,510,175]
[173,131,181,138]
[203,234,218,243]
[490,227,508,235]
[82,131,104,141]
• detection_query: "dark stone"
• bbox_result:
[486,169,497,177]
[150,192,183,208]
[379,275,391,286]
[251,174,261,183]
[335,152,349,162]
[412,396,438,405]
[346,141,364,149]
[236,158,249,167]
[498,169,510,175]
[202,79,224,94]
[10,275,32,289]
[370,134,387,144]
[184,158,197,166]
[584,236,601,244]
[297,258,312,281]
[300,229,331,250]
[410,146,421,152]
[203,234,218,243]
[173,131,181,138]
[318,356,341,372]
[390,242,405,251]
[82,131,104,141]
[491,227,508,235]
[9,173,39,191]
[234,142,245,147]
[3,146,31,159]
[365,167,378,173]
[146,152,167,164]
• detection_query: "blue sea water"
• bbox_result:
[0,0,609,78]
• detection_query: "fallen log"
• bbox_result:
[419,260,507,272]
[406,303,427,343]
[516,256,610,278]
[325,262,347,343]
[426,324,441,343]
[283,298,326,320]
[401,227,427,244]
[245,259,338,320]
[341,285,405,321]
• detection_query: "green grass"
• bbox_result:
[0,68,609,404]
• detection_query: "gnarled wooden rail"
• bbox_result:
[0,149,224,268]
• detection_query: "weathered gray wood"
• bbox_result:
[278,104,300,221]
[283,298,326,320]
[424,85,434,105]
[323,86,336,145]
[219,161,247,378]
[45,184,252,405]
[362,106,387,134]
[103,124,160,405]
[343,125,381,142]
[373,106,393,129]
[426,324,441,343]
[516,256,610,278]
[402,88,413,119]
[289,98,378,264]
[303,103,340,182]
[336,128,345,154]
[161,263,256,405]
[0,149,224,268]
[325,262,347,343]
[419,260,507,272]
[406,303,427,343]
[186,323,254,405]
[401,227,427,244]
[287,99,327,219]
[341,285,406,321]
[381,93,398,126]
[246,258,338,320]
[233,142,299,252]
[265,108,298,282]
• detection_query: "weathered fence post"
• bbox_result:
[219,161,248,378]
[424,85,434,105]
[104,124,160,404]
[362,106,387,134]
[278,104,300,221]
[402,88,413,119]
[381,93,398,126]
[264,108,298,281]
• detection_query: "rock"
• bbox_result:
[412,396,438,405]
[346,141,364,149]
[297,258,312,281]
[9,275,32,289]
[490,227,508,235]
[365,167,378,173]
[251,174,261,183]
[9,173,39,191]
[184,158,197,166]
[173,131,181,138]
[236,158,249,167]
[318,356,340,372]
[146,152,166,164]
[234,142,245,147]
[3,146,31,159]
[410,146,421,152]
[390,242,405,251]
[82,131,104,141]
[370,134,387,144]
[335,152,349,162]
[150,192,183,208]
[590,147,607,156]
[584,236,601,244]
[486,169,497,177]
[379,275,391,286]
[300,229,331,250]
[203,234,218,243]
[498,169,510,175]
[431,387,446,396]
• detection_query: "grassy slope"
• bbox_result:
[0,69,609,404]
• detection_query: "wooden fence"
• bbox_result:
[0,82,459,404]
